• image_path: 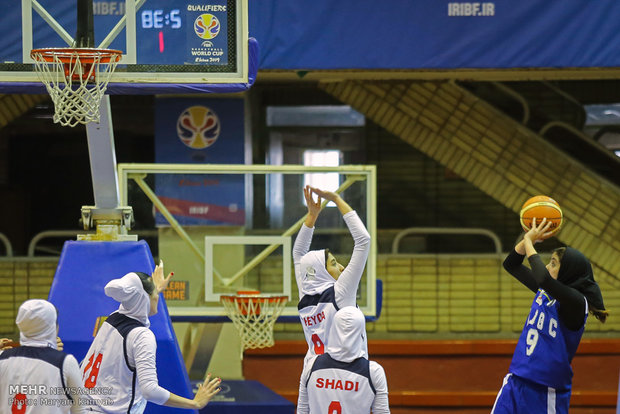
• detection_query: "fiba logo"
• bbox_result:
[177,106,221,149]
[194,14,221,39]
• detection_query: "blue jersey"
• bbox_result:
[509,289,586,390]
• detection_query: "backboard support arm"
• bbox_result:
[22,0,74,64]
[79,96,135,241]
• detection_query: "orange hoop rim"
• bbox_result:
[30,48,123,64]
[220,293,288,305]
[236,290,261,295]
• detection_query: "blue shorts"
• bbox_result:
[491,373,571,414]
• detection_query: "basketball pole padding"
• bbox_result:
[48,240,196,414]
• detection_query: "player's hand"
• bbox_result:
[152,260,173,294]
[0,338,13,350]
[193,373,221,409]
[304,185,322,218]
[524,217,553,244]
[56,336,64,351]
[310,187,340,202]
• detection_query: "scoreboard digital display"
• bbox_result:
[95,0,232,68]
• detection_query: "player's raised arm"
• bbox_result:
[502,219,553,294]
[294,186,322,263]
[293,186,323,297]
[303,184,322,228]
[309,187,352,215]
[309,188,370,308]
[152,259,174,294]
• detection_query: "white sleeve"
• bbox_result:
[293,224,315,298]
[296,356,316,414]
[334,211,371,308]
[127,328,171,405]
[62,355,87,414]
[370,361,390,414]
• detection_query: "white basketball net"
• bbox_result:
[30,48,121,127]
[220,294,288,355]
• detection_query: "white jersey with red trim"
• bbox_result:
[306,354,376,414]
[0,299,85,414]
[81,273,171,413]
[0,346,80,414]
[297,307,390,414]
[298,286,339,366]
[80,312,147,414]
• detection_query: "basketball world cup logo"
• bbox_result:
[194,14,221,39]
[177,106,221,149]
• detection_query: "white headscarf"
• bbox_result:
[326,306,367,363]
[299,249,335,296]
[105,272,151,328]
[16,299,58,349]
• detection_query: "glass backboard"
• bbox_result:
[118,163,378,320]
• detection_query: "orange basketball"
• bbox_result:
[519,195,563,238]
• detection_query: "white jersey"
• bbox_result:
[0,346,83,414]
[298,286,338,365]
[305,354,376,413]
[80,312,148,413]
[298,307,390,414]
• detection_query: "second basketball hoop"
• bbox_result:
[220,291,288,357]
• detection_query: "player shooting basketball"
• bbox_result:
[492,218,608,414]
[80,261,221,413]
[293,185,371,367]
[297,306,390,413]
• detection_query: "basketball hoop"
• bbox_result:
[220,291,288,355]
[30,47,122,127]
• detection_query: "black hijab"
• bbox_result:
[557,247,605,311]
